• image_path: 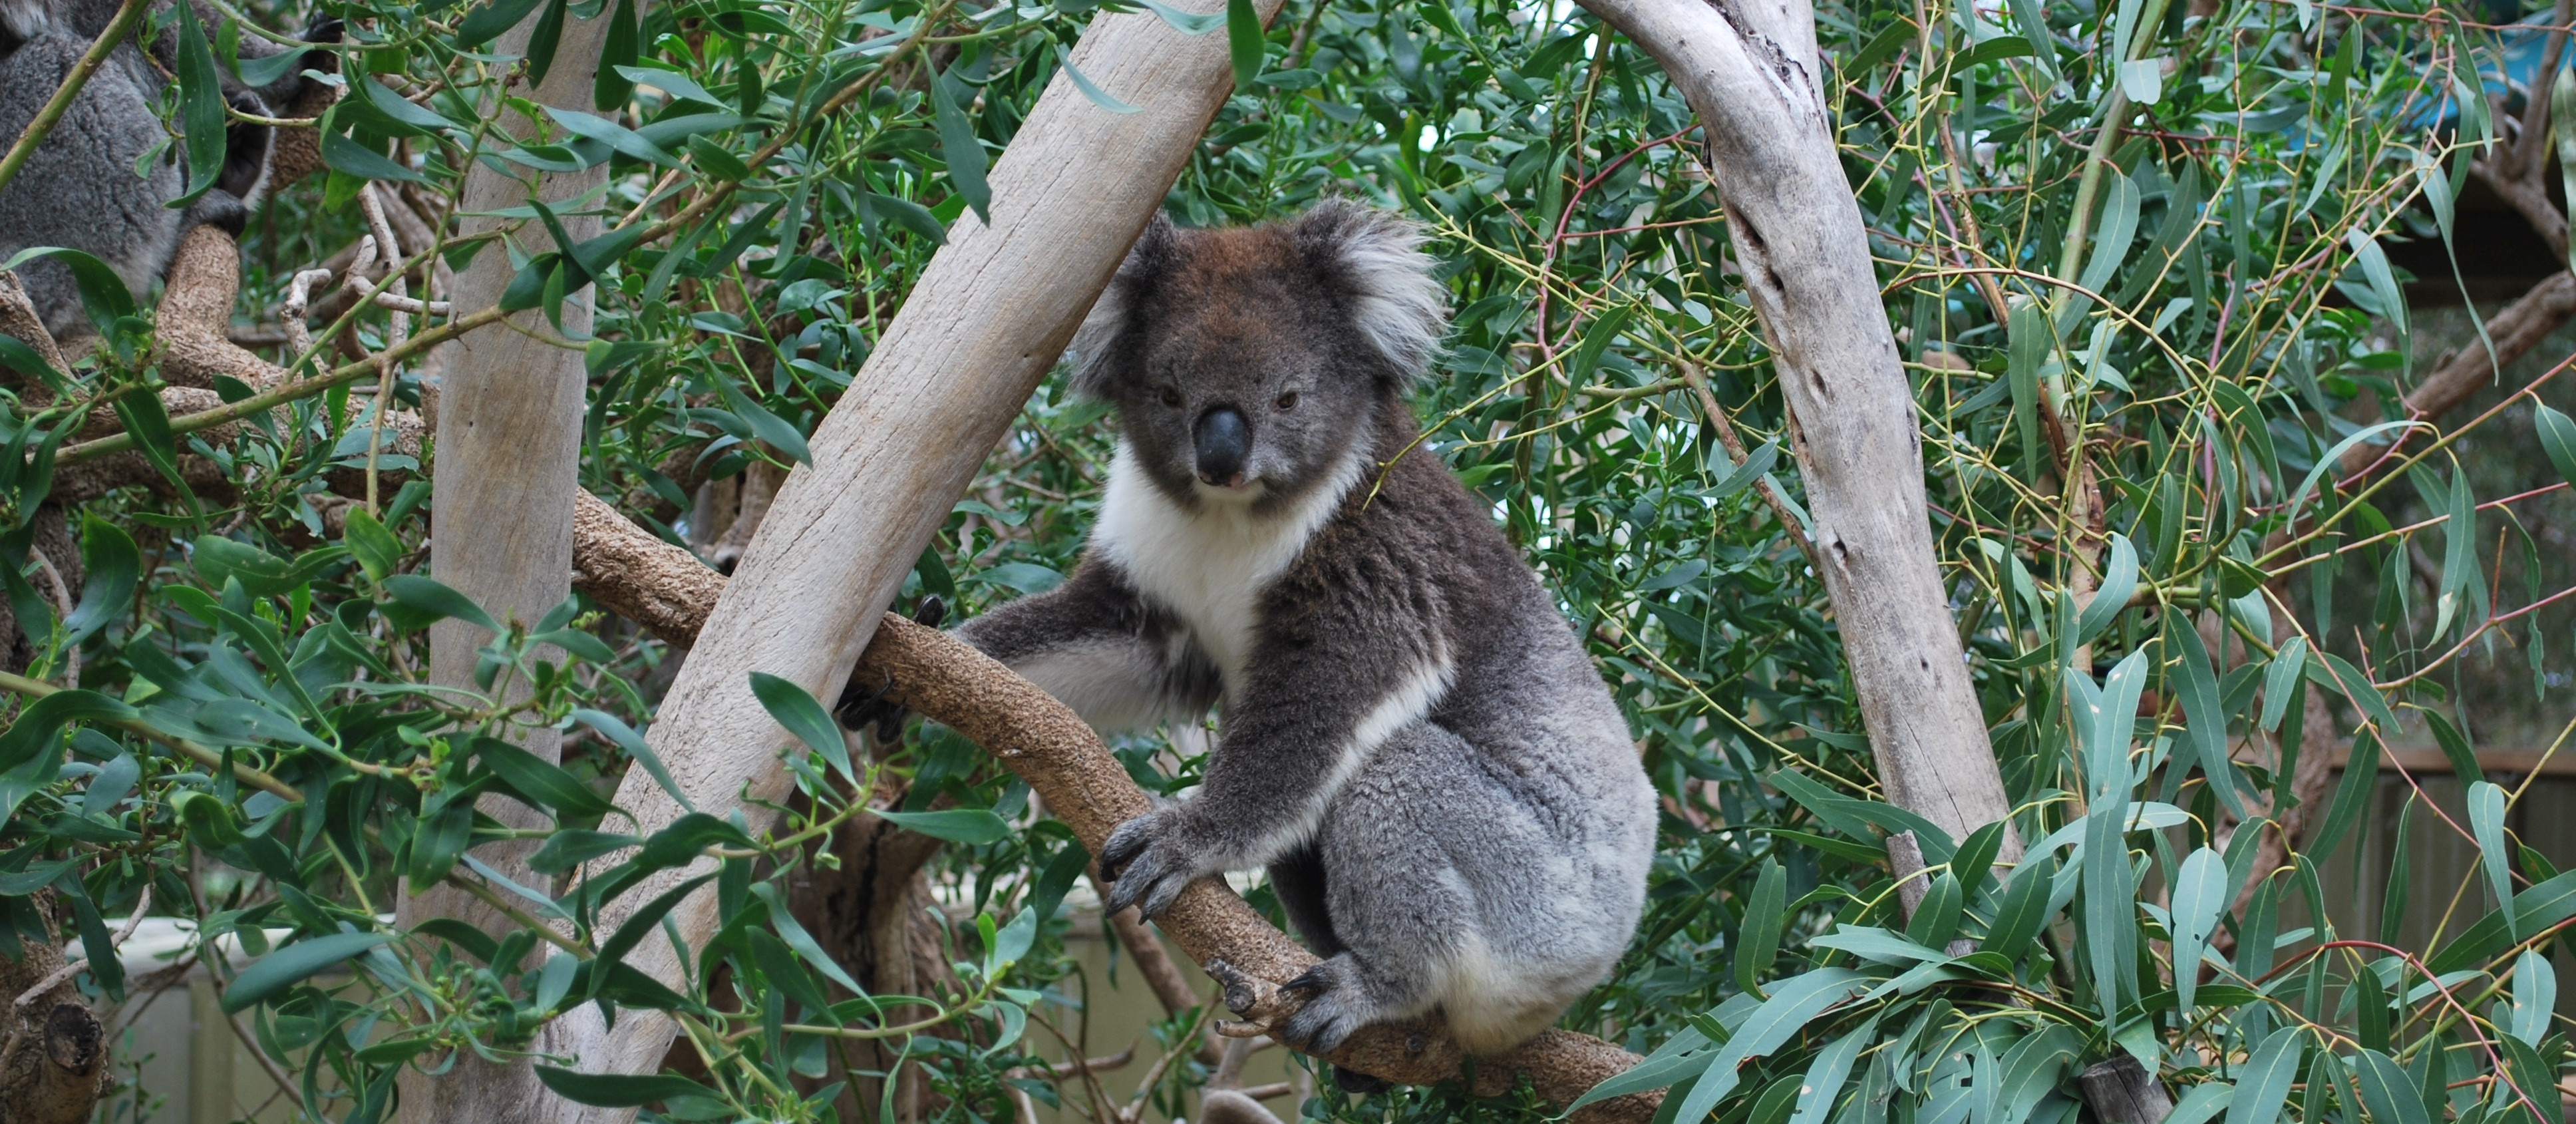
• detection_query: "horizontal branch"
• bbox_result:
[53,302,498,466]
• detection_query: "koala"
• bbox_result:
[857,202,1656,1069]
[0,0,337,339]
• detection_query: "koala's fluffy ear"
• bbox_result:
[1068,211,1179,399]
[1292,200,1448,385]
[0,0,50,45]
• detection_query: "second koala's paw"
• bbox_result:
[1277,956,1380,1055]
[1099,807,1204,919]
[832,597,945,739]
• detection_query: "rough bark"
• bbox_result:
[536,1,1303,1116]
[393,8,617,1121]
[562,500,1659,1119]
[0,893,112,1124]
[571,489,724,646]
[0,516,96,1124]
[1577,0,2015,850]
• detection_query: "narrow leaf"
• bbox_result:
[534,1065,719,1107]
[1735,858,1786,995]
[224,932,395,1012]
[2470,781,2515,934]
[170,0,228,207]
[928,69,991,223]
[383,575,500,632]
[2166,617,2243,817]
[63,515,137,646]
[1054,45,1143,113]
[1225,0,1264,89]
[874,809,1013,846]
[2536,405,2576,490]
[2224,1029,2309,1124]
[748,671,853,783]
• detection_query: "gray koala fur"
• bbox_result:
[0,0,334,339]
[927,202,1655,1062]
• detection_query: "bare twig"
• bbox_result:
[226,1007,308,1115]
[11,887,149,1012]
[1679,363,1819,567]
[25,543,77,681]
[283,268,335,359]
[1108,905,1222,1064]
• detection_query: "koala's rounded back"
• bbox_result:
[0,31,186,339]
[0,0,332,340]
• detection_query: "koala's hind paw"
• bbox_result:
[832,597,945,738]
[1331,1066,1392,1095]
[1099,807,1200,918]
[833,669,905,735]
[1277,956,1380,1055]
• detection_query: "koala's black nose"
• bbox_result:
[1194,407,1249,488]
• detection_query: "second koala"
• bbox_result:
[900,202,1655,1062]
[0,0,336,339]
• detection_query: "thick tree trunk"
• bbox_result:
[1576,0,2015,850]
[537,1,1291,1115]
[394,9,617,1121]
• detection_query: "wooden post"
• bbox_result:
[394,9,617,1121]
[538,1,1287,1115]
[1576,0,2017,854]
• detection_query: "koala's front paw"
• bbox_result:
[1099,806,1206,919]
[1278,956,1380,1055]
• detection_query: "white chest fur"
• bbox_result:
[1092,442,1361,691]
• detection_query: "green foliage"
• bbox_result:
[3,0,2573,1117]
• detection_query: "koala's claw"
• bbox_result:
[832,597,947,737]
[834,669,901,732]
[1277,958,1376,1055]
[1100,811,1196,918]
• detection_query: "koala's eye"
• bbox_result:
[1274,391,1299,411]
[1157,387,1182,407]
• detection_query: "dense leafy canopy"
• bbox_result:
[3,0,2575,1119]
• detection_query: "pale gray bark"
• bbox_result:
[395,9,617,1121]
[1577,0,2016,850]
[538,1,1284,1117]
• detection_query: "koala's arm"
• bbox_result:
[1100,570,1448,916]
[946,554,1219,734]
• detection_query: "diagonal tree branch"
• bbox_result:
[2336,270,2576,477]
